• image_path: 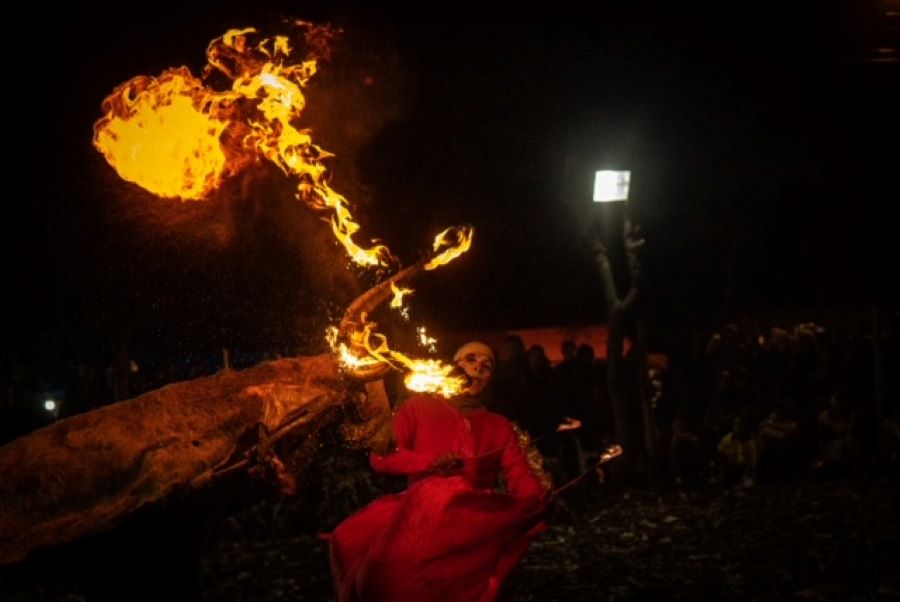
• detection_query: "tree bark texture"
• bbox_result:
[0,354,386,566]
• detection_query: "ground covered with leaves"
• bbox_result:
[200,467,900,601]
[3,464,899,601]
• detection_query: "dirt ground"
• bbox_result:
[3,467,899,601]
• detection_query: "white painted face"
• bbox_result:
[456,352,494,397]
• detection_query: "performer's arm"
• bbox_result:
[369,401,437,475]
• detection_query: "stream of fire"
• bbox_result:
[93,21,470,397]
[0,20,623,568]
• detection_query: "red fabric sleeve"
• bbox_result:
[369,401,437,476]
[499,422,548,499]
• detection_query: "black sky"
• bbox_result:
[5,2,899,383]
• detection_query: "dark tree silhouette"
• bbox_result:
[593,214,655,481]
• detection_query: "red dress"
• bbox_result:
[329,395,551,602]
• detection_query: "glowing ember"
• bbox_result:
[416,326,437,353]
[599,445,623,463]
[556,417,582,432]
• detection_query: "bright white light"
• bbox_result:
[44,400,57,412]
[593,170,630,202]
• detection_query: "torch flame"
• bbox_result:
[600,445,623,463]
[556,417,582,432]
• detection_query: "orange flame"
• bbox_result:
[599,444,623,463]
[92,67,233,200]
[426,226,474,270]
[328,324,466,397]
[94,22,475,397]
[327,224,474,395]
[93,23,392,268]
[390,282,413,311]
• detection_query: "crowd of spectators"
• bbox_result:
[489,313,900,489]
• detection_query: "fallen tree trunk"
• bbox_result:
[0,354,378,566]
[0,252,435,567]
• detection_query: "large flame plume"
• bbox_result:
[93,21,472,396]
[94,22,391,267]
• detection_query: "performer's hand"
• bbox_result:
[429,451,464,475]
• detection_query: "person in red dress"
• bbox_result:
[329,341,552,601]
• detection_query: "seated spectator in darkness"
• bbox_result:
[491,335,530,424]
[573,343,603,461]
[523,345,558,442]
[717,414,758,488]
[671,413,705,487]
[757,400,802,482]
[816,391,860,477]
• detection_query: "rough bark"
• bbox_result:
[0,249,436,566]
[0,354,388,566]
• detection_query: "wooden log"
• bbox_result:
[0,354,374,566]
[0,240,434,566]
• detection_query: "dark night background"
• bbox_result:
[6,0,898,382]
[2,2,900,601]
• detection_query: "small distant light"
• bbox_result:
[44,400,57,412]
[593,170,630,202]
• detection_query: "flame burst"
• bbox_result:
[94,22,472,397]
[328,322,466,397]
[94,22,391,268]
